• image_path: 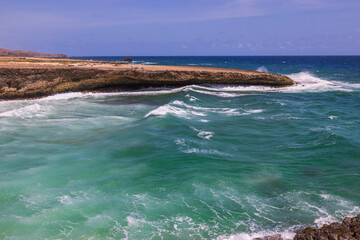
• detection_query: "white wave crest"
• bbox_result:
[284,72,360,93]
[144,101,206,119]
[145,100,263,119]
[40,92,87,101]
[190,126,214,140]
[256,66,269,73]
[190,88,245,98]
[217,230,295,240]
[0,103,51,118]
[39,87,187,101]
[172,100,263,116]
[197,72,360,93]
[132,61,158,65]
[182,148,231,156]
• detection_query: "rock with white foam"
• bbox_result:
[294,214,360,240]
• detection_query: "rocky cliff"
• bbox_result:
[0,57,294,100]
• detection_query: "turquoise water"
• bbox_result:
[1,56,360,239]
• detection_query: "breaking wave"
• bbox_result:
[203,72,360,93]
[131,60,158,65]
[0,103,52,119]
[144,100,263,119]
[217,230,295,240]
[256,66,269,73]
[2,71,358,106]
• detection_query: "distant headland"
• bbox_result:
[0,48,66,59]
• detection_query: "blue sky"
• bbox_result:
[1,0,360,56]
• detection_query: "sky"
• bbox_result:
[0,0,360,56]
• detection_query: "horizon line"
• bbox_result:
[69,55,360,57]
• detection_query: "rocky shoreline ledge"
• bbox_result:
[294,214,360,240]
[253,214,360,240]
[0,57,293,100]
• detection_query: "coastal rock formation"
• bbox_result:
[0,48,66,58]
[123,57,133,62]
[294,214,360,240]
[0,57,294,100]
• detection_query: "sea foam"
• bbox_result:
[256,66,269,73]
[144,100,263,119]
[0,103,51,119]
[196,72,360,93]
[217,230,295,240]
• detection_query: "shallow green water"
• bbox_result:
[1,57,360,239]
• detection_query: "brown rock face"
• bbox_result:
[294,214,360,240]
[0,57,294,100]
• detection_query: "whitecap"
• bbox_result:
[39,87,187,101]
[200,119,209,122]
[59,195,73,205]
[256,66,269,73]
[134,61,158,65]
[193,72,360,93]
[314,215,337,228]
[284,72,360,93]
[244,109,264,114]
[185,94,199,102]
[190,126,214,140]
[197,131,213,140]
[40,92,87,101]
[217,230,295,240]
[175,139,187,146]
[0,103,51,119]
[145,100,263,119]
[144,102,206,119]
[126,215,146,227]
[320,194,330,199]
[190,88,245,98]
[182,148,231,156]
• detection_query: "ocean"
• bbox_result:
[0,56,359,239]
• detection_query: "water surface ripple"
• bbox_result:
[1,56,359,239]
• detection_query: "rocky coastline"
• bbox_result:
[252,215,360,240]
[294,214,360,240]
[0,57,294,100]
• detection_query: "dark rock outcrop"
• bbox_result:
[295,214,360,240]
[123,57,133,62]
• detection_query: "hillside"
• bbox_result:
[0,48,66,58]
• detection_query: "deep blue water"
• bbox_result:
[73,55,360,81]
